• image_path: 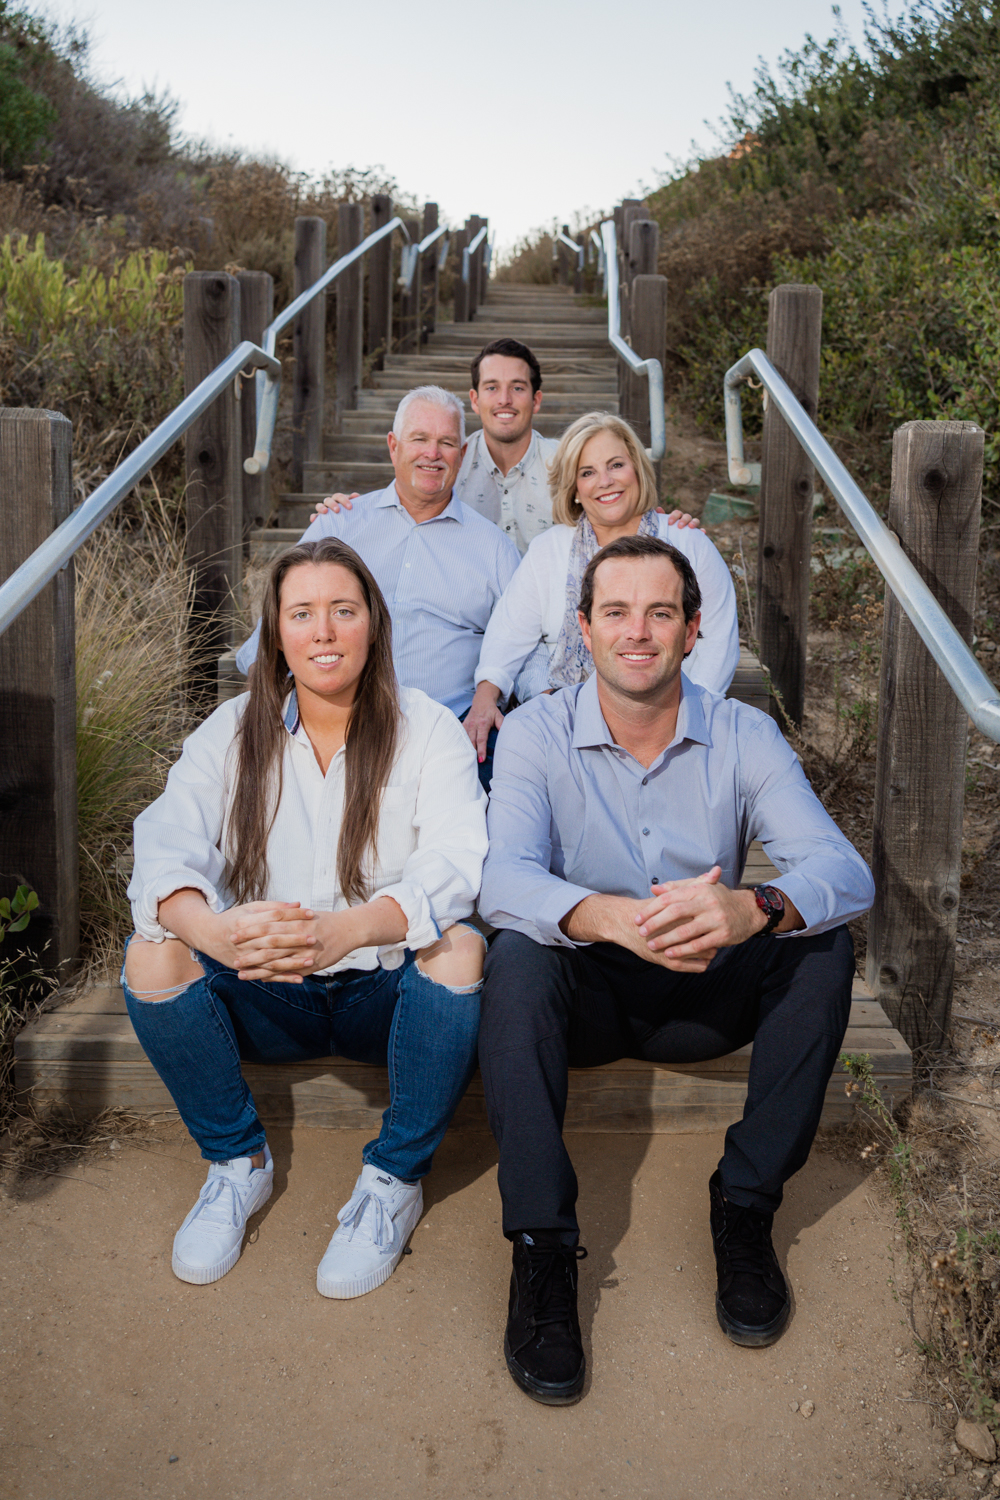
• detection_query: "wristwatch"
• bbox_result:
[753,884,785,935]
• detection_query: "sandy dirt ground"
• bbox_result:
[1,1122,950,1500]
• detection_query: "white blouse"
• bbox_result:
[474,517,741,700]
[128,686,488,974]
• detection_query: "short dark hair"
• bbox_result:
[578,535,702,626]
[471,338,542,395]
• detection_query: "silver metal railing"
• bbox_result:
[725,348,1000,742]
[556,229,585,276]
[600,219,665,462]
[589,229,607,295]
[461,225,488,286]
[399,223,448,292]
[0,341,280,636]
[0,210,422,635]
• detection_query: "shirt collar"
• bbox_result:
[282,687,300,735]
[378,481,464,522]
[570,670,711,753]
[481,427,537,478]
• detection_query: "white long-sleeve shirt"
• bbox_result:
[128,686,488,974]
[474,516,741,701]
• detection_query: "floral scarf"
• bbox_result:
[547,511,661,689]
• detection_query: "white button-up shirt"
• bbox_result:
[128,686,488,974]
[455,429,559,555]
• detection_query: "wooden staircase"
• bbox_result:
[16,279,912,1131]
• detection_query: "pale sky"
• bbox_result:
[43,0,888,255]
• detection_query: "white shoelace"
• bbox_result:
[191,1172,252,1236]
[335,1187,396,1248]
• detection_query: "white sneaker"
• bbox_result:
[316,1163,423,1299]
[171,1146,274,1285]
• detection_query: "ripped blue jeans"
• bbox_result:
[122,942,482,1178]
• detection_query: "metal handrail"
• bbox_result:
[399,223,448,292]
[600,219,665,462]
[246,214,410,475]
[725,348,1000,742]
[461,225,488,285]
[589,229,607,295]
[556,230,585,273]
[0,341,280,636]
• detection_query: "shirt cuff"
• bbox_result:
[474,661,514,700]
[369,880,443,962]
[131,877,227,942]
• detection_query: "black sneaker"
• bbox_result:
[504,1232,588,1405]
[709,1171,790,1347]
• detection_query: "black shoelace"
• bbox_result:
[524,1244,588,1329]
[716,1205,774,1277]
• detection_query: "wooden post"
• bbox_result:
[453,228,469,323]
[475,216,489,307]
[623,274,668,448]
[368,194,394,369]
[184,272,243,691]
[629,219,659,279]
[755,283,822,728]
[557,224,572,288]
[335,203,364,416]
[466,216,484,319]
[866,421,984,1052]
[621,205,646,287]
[0,408,78,974]
[617,203,646,404]
[399,216,421,353]
[292,216,326,487]
[236,270,273,545]
[421,201,439,341]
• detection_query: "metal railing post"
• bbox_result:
[236,271,274,545]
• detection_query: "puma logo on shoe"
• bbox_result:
[376,1176,393,1186]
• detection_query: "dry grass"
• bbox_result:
[74,497,200,976]
[0,1104,171,1197]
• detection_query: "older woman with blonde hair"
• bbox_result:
[463,412,740,762]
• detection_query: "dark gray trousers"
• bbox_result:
[479,926,855,1237]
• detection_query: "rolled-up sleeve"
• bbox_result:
[371,706,488,964]
[479,712,597,946]
[740,715,875,936]
[128,709,238,940]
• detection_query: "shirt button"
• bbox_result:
[642,828,650,836]
[642,776,648,785]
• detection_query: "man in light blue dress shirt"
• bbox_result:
[477,534,875,1405]
[236,386,520,787]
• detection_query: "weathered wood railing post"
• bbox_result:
[866,421,984,1053]
[421,201,439,341]
[368,194,394,369]
[466,216,484,319]
[292,216,326,484]
[556,225,572,287]
[475,217,489,306]
[617,202,646,405]
[453,228,469,323]
[335,203,364,417]
[236,270,273,545]
[184,272,243,692]
[0,408,78,974]
[622,220,661,438]
[399,216,421,353]
[756,283,822,727]
[625,275,668,452]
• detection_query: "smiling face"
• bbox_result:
[575,428,644,536]
[277,561,371,707]
[386,398,465,511]
[470,354,541,449]
[579,555,700,702]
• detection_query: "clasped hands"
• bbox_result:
[565,867,773,974]
[206,902,351,983]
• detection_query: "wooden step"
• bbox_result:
[13,978,910,1133]
[372,372,617,395]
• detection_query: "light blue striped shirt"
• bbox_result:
[235,484,521,716]
[479,672,874,947]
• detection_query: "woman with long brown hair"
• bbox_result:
[122,538,487,1299]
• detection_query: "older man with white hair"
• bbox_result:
[236,385,521,788]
